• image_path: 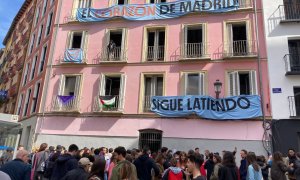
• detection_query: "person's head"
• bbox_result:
[17,145,24,151]
[195,148,200,153]
[257,155,266,163]
[79,157,92,173]
[179,151,187,164]
[205,150,210,157]
[6,147,14,153]
[114,146,126,162]
[208,153,214,160]
[90,159,106,179]
[120,160,136,180]
[142,146,151,155]
[49,146,55,153]
[213,154,222,164]
[240,149,248,159]
[103,147,108,154]
[170,157,178,167]
[222,151,236,167]
[109,148,114,153]
[174,151,181,161]
[155,154,166,165]
[68,144,79,156]
[56,145,62,152]
[247,152,260,171]
[273,151,283,163]
[161,147,168,156]
[125,154,133,162]
[188,149,195,155]
[38,143,48,152]
[94,148,100,155]
[16,150,29,163]
[288,149,296,157]
[110,152,118,164]
[87,154,95,163]
[187,153,204,174]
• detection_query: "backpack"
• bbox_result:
[168,169,183,180]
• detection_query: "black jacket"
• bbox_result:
[218,164,239,180]
[204,159,214,179]
[0,159,31,180]
[51,153,78,180]
[61,166,89,180]
[133,154,159,180]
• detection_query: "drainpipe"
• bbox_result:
[253,0,269,154]
[31,0,63,149]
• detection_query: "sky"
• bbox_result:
[0,0,24,48]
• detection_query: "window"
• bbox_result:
[146,28,165,61]
[149,0,166,3]
[34,7,40,26]
[17,94,23,115]
[226,22,250,56]
[23,89,31,117]
[45,12,53,36]
[37,24,44,46]
[182,72,205,95]
[288,40,300,72]
[143,75,164,111]
[183,24,205,58]
[283,0,300,20]
[105,29,126,61]
[39,45,47,73]
[228,70,257,96]
[23,63,30,86]
[78,0,92,8]
[31,82,40,113]
[139,129,162,153]
[112,0,128,5]
[42,0,48,16]
[68,31,87,49]
[98,74,126,111]
[30,55,38,80]
[59,75,81,96]
[29,34,35,54]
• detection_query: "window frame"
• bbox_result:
[22,88,32,117]
[227,70,257,96]
[31,81,41,114]
[181,71,207,96]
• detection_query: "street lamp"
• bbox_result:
[214,79,222,99]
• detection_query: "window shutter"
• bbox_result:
[74,75,81,97]
[227,23,233,54]
[67,31,73,49]
[199,72,205,95]
[99,74,106,96]
[228,71,239,96]
[82,31,88,60]
[250,70,257,95]
[72,0,79,17]
[58,75,65,95]
[118,74,126,111]
[182,73,188,96]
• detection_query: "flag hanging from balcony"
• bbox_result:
[0,90,8,100]
[64,48,84,63]
[99,96,116,108]
[58,95,75,104]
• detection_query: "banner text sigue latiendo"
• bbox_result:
[76,0,239,22]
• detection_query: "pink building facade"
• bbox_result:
[29,0,270,155]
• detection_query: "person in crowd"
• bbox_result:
[257,155,269,180]
[287,149,297,180]
[0,150,31,180]
[155,154,165,180]
[61,157,92,180]
[110,146,137,180]
[205,150,210,160]
[0,171,11,180]
[51,144,79,180]
[107,148,114,159]
[17,145,24,151]
[240,149,248,180]
[294,152,300,180]
[125,154,133,162]
[246,152,262,180]
[271,151,290,180]
[218,151,239,180]
[43,145,63,179]
[134,146,159,180]
[161,147,170,170]
[179,151,188,170]
[0,147,14,167]
[210,154,222,180]
[204,153,215,180]
[88,159,106,180]
[120,160,138,180]
[199,154,207,178]
[32,143,49,180]
[162,157,186,180]
[195,148,200,154]
[108,152,117,180]
[186,153,206,180]
[90,147,95,156]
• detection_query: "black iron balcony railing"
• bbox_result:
[223,40,257,57]
[284,54,300,74]
[275,3,300,22]
[288,96,300,117]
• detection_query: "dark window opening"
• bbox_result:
[232,24,247,55]
[288,40,300,72]
[294,87,300,116]
[239,73,250,95]
[105,77,120,96]
[139,129,162,153]
[71,33,82,49]
[148,32,155,47]
[32,83,40,113]
[187,27,202,44]
[150,0,166,3]
[110,31,122,47]
[64,76,76,96]
[186,26,203,57]
[117,0,126,5]
[147,30,165,61]
[46,13,53,35]
[40,46,47,72]
[24,89,31,116]
[284,0,300,20]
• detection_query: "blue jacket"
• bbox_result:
[247,165,263,180]
[50,154,78,180]
[240,158,248,180]
[0,159,31,180]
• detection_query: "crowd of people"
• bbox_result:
[0,143,300,180]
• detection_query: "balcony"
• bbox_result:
[288,96,300,117]
[275,4,300,23]
[143,96,152,112]
[97,47,127,63]
[8,84,18,98]
[284,54,300,75]
[146,46,165,61]
[51,95,80,112]
[64,9,78,23]
[179,43,210,60]
[93,95,123,112]
[61,48,87,64]
[223,40,257,58]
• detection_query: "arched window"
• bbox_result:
[139,129,162,153]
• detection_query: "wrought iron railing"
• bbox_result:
[275,4,300,21]
[147,46,165,61]
[98,47,127,62]
[180,43,209,59]
[93,95,122,112]
[288,96,300,117]
[51,96,80,112]
[224,40,257,57]
[284,54,300,73]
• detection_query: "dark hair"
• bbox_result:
[188,153,204,169]
[161,147,168,154]
[209,153,214,160]
[170,157,177,167]
[49,146,55,152]
[213,154,222,163]
[39,143,48,152]
[125,154,133,162]
[109,148,114,153]
[288,148,295,152]
[179,151,187,164]
[156,154,165,164]
[142,146,150,154]
[257,155,266,163]
[89,159,106,179]
[68,144,79,152]
[115,146,126,158]
[241,149,248,154]
[195,147,199,151]
[94,148,100,155]
[273,151,283,163]
[247,152,260,171]
[127,149,132,155]
[87,155,95,163]
[188,149,195,155]
[222,152,236,167]
[120,160,136,180]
